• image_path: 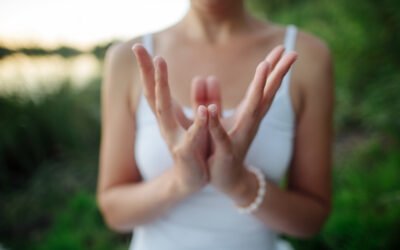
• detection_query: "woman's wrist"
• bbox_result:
[167,166,204,202]
[164,168,194,205]
[227,165,260,207]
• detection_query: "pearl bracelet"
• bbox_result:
[236,166,266,214]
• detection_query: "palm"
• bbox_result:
[205,46,298,194]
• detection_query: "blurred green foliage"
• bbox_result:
[290,141,400,249]
[0,80,103,249]
[0,45,82,59]
[0,81,100,192]
[0,42,112,59]
[1,0,399,249]
[37,192,129,250]
[248,0,400,139]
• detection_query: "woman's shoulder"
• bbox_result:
[260,22,333,114]
[295,28,331,66]
[261,23,332,88]
[103,36,145,113]
[261,22,331,58]
[287,26,333,114]
[294,28,333,90]
[254,22,331,59]
[105,36,143,70]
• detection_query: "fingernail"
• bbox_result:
[132,44,142,54]
[257,60,269,71]
[208,104,217,117]
[198,105,207,119]
[132,44,139,51]
[153,56,161,63]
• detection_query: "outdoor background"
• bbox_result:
[1,0,399,249]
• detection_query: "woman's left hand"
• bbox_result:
[206,47,298,204]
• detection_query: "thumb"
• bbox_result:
[187,105,208,145]
[208,104,231,153]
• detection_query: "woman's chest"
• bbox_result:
[160,43,270,109]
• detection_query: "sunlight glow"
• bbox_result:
[0,0,189,49]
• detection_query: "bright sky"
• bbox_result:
[0,0,189,49]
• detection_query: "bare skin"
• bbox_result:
[97,0,333,239]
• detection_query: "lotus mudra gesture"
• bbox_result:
[97,0,334,249]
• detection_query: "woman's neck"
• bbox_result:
[182,0,256,43]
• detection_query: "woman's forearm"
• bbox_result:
[97,167,187,232]
[229,169,331,238]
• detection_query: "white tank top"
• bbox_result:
[131,25,298,250]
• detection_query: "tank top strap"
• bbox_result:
[283,25,298,53]
[279,25,298,95]
[142,33,154,56]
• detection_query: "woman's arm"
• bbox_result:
[97,42,211,232]
[204,34,333,238]
[96,42,185,232]
[229,34,334,238]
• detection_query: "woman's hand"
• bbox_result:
[206,46,298,202]
[133,45,211,198]
[132,43,298,201]
[133,45,193,129]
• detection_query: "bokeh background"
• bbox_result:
[1,0,399,249]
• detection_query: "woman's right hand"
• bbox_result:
[132,44,210,198]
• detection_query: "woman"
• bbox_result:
[97,0,334,249]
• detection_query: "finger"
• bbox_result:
[132,44,156,111]
[190,76,207,112]
[206,76,223,117]
[173,101,193,129]
[208,104,231,152]
[246,61,271,114]
[261,52,298,114]
[154,56,178,133]
[235,61,270,129]
[186,105,209,179]
[186,105,208,147]
[265,45,285,70]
